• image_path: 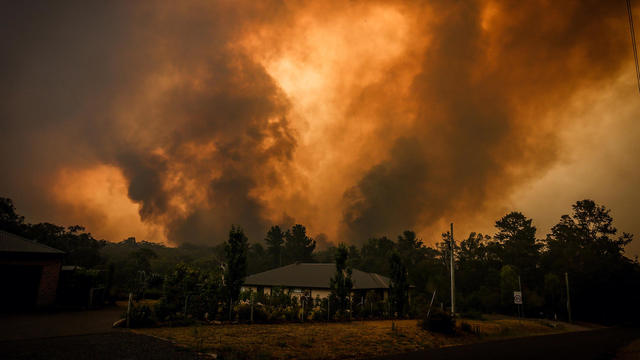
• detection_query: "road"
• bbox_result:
[0,332,208,360]
[0,307,123,341]
[375,327,640,360]
[0,307,207,359]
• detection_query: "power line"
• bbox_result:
[627,0,640,94]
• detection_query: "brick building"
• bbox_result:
[0,230,64,309]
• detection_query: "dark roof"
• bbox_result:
[0,230,65,255]
[244,263,390,290]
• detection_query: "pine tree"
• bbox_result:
[225,225,248,317]
[389,251,409,316]
[284,224,316,263]
[330,243,353,316]
[265,225,285,267]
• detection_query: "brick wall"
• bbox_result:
[37,260,61,307]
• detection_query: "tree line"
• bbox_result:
[212,198,640,325]
[330,199,638,324]
[1,196,638,324]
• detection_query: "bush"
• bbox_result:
[253,304,271,323]
[236,302,251,321]
[125,304,155,328]
[153,298,173,321]
[308,306,327,321]
[419,309,455,335]
[270,308,287,323]
[283,305,300,321]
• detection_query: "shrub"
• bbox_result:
[153,298,173,321]
[253,304,271,323]
[283,305,299,321]
[154,263,223,322]
[270,308,287,323]
[125,304,155,328]
[308,306,327,321]
[419,309,455,335]
[236,302,252,321]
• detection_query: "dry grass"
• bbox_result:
[134,317,589,359]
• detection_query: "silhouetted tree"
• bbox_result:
[359,236,396,276]
[131,248,157,274]
[543,199,636,323]
[264,225,285,267]
[284,224,316,263]
[389,251,409,316]
[330,243,353,316]
[494,212,540,282]
[247,243,270,274]
[0,197,25,234]
[499,264,519,311]
[456,232,501,312]
[224,225,248,314]
[397,230,423,268]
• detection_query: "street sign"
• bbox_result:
[513,291,523,305]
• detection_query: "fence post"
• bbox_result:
[184,295,189,317]
[250,291,254,323]
[126,292,133,328]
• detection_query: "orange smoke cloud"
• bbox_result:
[1,0,638,253]
[51,165,165,243]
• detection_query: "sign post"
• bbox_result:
[514,291,523,318]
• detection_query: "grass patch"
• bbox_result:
[134,317,589,359]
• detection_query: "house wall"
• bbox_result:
[241,286,258,293]
[241,286,387,300]
[311,289,331,299]
[0,257,62,308]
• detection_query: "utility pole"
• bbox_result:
[450,222,456,317]
[565,272,572,323]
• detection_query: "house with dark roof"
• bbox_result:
[0,230,65,309]
[242,263,390,300]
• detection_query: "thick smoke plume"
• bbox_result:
[341,1,632,240]
[1,1,637,248]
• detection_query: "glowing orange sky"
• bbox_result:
[1,1,639,257]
